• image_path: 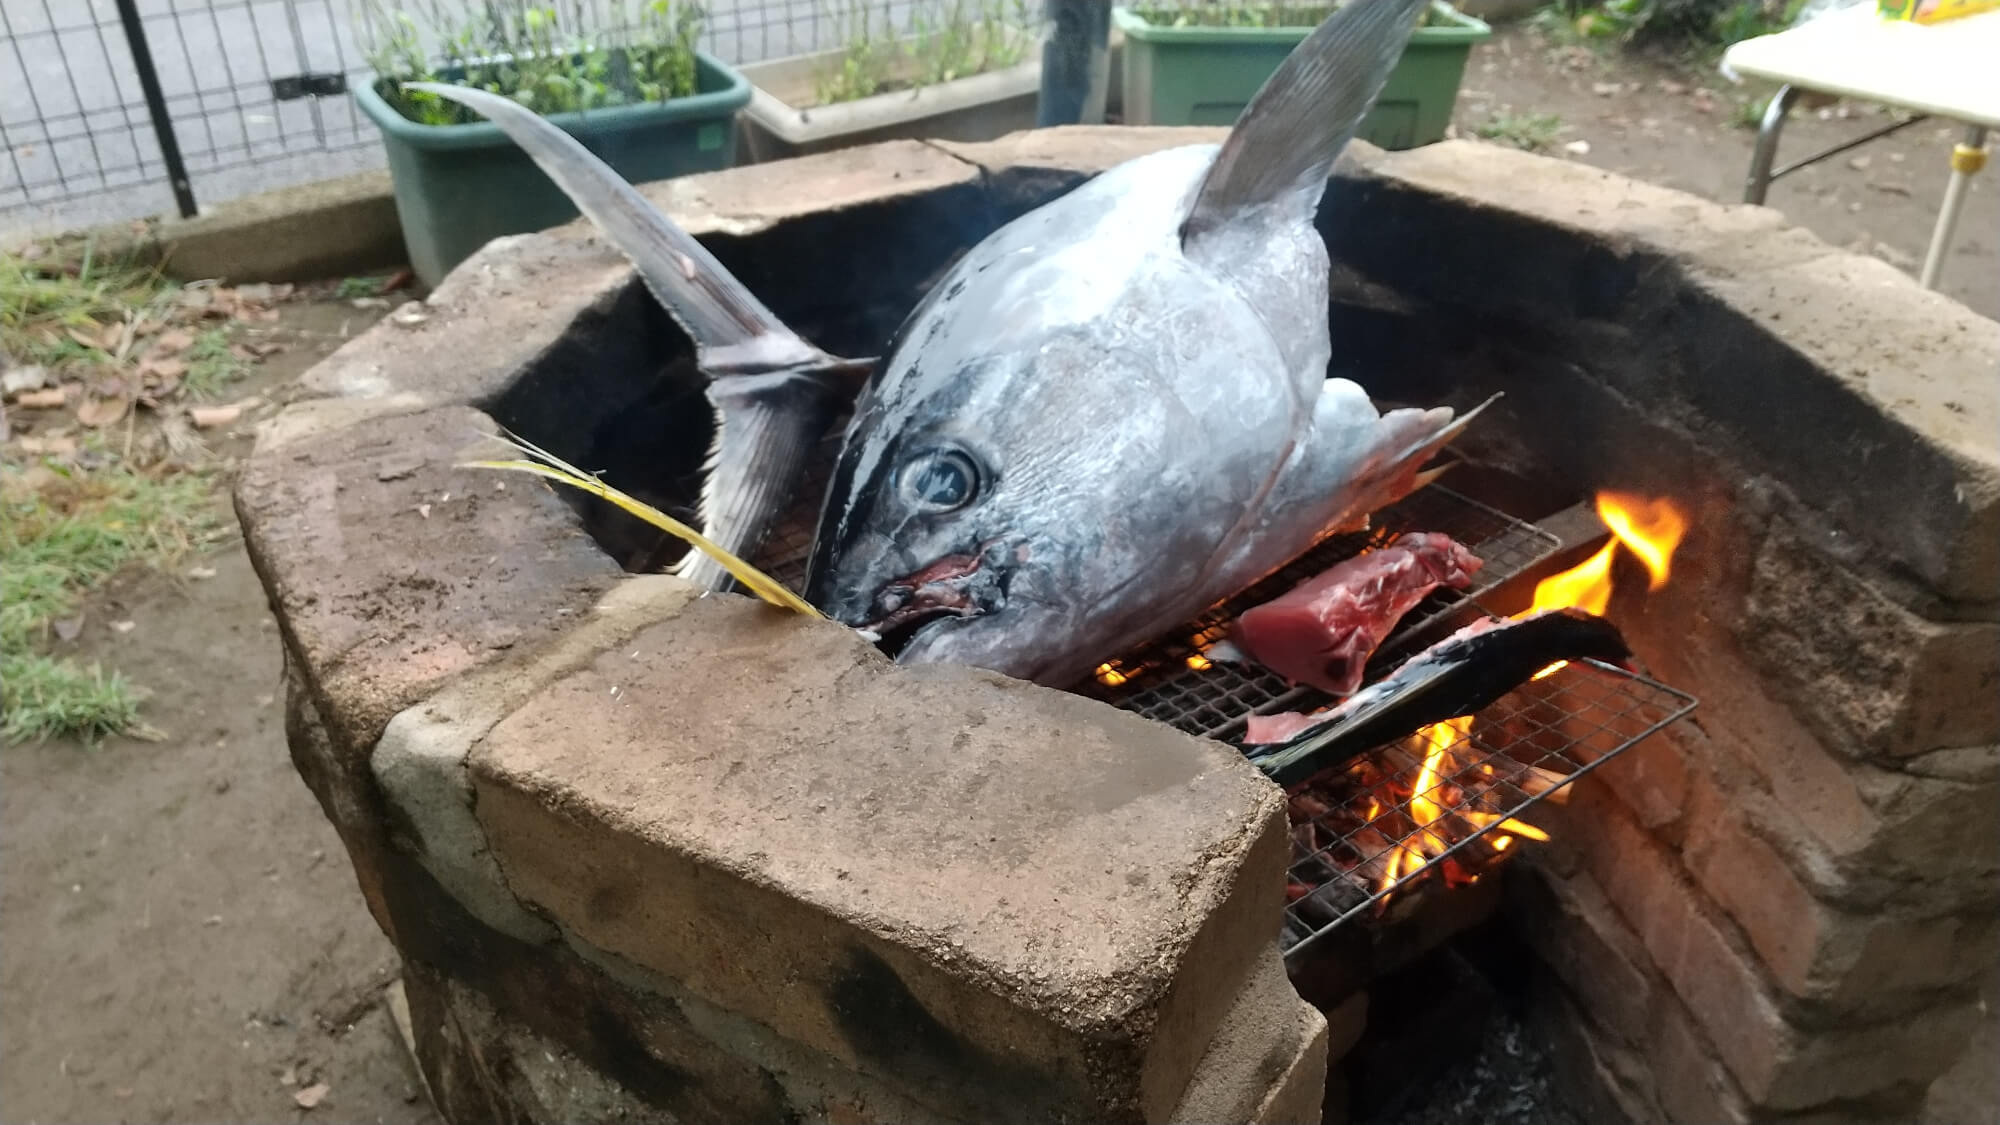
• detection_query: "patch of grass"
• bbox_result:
[1476,110,1565,151]
[1,654,146,745]
[0,463,222,744]
[180,328,248,401]
[335,275,386,299]
[0,243,175,368]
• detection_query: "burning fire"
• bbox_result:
[1373,716,1550,896]
[1520,491,1687,680]
[1364,490,1685,897]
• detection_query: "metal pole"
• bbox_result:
[1038,0,1110,127]
[1919,124,1988,290]
[113,0,198,219]
[1744,84,1799,205]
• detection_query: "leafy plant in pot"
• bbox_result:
[1113,0,1490,148]
[354,0,751,287]
[735,0,1044,162]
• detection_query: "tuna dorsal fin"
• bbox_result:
[1180,0,1429,248]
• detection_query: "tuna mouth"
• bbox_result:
[856,537,1027,659]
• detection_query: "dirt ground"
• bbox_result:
[2,23,1994,1124]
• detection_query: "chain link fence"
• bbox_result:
[0,0,967,237]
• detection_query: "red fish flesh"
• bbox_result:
[1230,532,1483,696]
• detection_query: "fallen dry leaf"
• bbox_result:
[142,357,189,387]
[188,403,243,429]
[112,620,136,634]
[67,326,106,351]
[15,434,78,456]
[76,394,130,428]
[153,329,195,355]
[3,364,49,395]
[54,615,84,641]
[187,565,218,580]
[293,1083,330,1110]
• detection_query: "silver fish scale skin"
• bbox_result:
[808,143,1450,687]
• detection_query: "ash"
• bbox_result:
[1355,1008,1589,1125]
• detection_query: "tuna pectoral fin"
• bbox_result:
[404,83,863,383]
[1181,0,1429,250]
[406,84,870,595]
[673,372,843,591]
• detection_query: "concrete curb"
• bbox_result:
[25,168,410,286]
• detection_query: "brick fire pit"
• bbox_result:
[236,128,2000,1124]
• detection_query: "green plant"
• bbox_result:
[1,242,176,369]
[811,0,1034,106]
[0,464,221,744]
[1126,0,1456,27]
[1540,0,1802,48]
[180,329,247,401]
[1475,110,1564,150]
[359,0,706,125]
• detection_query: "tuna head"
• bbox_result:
[803,314,1273,687]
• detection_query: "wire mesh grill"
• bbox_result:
[1277,658,1694,959]
[1073,487,1560,742]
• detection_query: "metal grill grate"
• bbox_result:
[1278,659,1695,961]
[1073,487,1560,742]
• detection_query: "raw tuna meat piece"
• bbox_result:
[1231,532,1483,696]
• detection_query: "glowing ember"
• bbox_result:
[1185,653,1213,671]
[1094,663,1128,687]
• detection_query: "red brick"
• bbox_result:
[1593,730,1691,840]
[1651,995,1749,1125]
[1686,808,1993,1010]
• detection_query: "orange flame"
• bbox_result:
[1517,491,1688,679]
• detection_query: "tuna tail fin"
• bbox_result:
[1180,0,1428,248]
[406,83,869,595]
[1353,392,1502,515]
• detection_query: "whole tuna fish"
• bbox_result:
[804,0,1492,686]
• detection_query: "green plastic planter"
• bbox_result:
[355,53,751,287]
[1113,5,1490,149]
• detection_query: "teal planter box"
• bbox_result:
[355,53,751,287]
[1113,5,1490,149]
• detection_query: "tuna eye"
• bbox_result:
[899,449,979,512]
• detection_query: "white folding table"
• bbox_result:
[1721,3,1999,288]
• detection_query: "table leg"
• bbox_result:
[1919,125,1990,290]
[1745,85,1802,205]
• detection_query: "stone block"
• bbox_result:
[932,126,1231,216]
[1170,952,1326,1125]
[1684,802,1995,1012]
[234,405,622,754]
[1743,519,2000,761]
[1334,140,2000,601]
[471,593,1291,1124]
[639,138,981,238]
[372,576,703,945]
[1652,636,2000,913]
[1580,790,1983,1109]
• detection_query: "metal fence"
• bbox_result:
[0,0,956,235]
